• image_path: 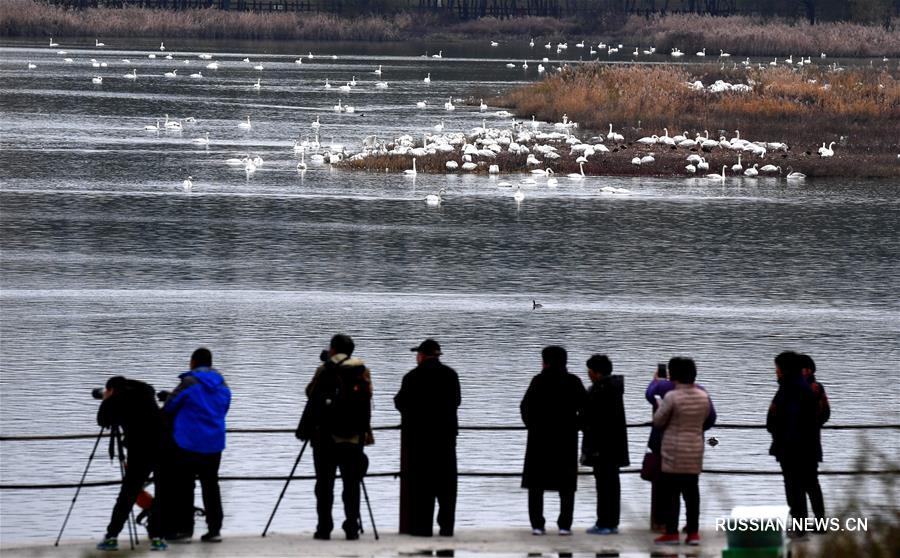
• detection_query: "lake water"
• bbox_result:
[1,38,898,546]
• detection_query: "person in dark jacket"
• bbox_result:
[95,376,167,552]
[162,347,231,543]
[297,334,372,541]
[767,351,820,532]
[394,338,461,537]
[520,346,587,536]
[581,354,629,535]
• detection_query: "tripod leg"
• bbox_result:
[115,435,138,549]
[262,440,308,537]
[360,478,378,540]
[55,428,105,547]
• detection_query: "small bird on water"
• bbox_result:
[532,299,543,310]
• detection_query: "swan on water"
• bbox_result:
[744,163,759,177]
[423,73,431,83]
[159,42,165,51]
[124,69,137,79]
[546,170,558,186]
[697,48,706,56]
[706,166,727,180]
[529,38,535,47]
[190,71,203,78]
[760,164,781,174]
[350,76,357,86]
[416,100,427,108]
[490,41,499,47]
[91,76,102,84]
[433,119,445,132]
[567,162,585,180]
[324,78,331,89]
[311,116,320,129]
[374,65,382,75]
[95,39,105,47]
[819,141,835,157]
[27,62,36,69]
[49,37,59,47]
[432,50,443,58]
[238,116,252,130]
[297,151,307,171]
[252,78,261,89]
[144,120,160,131]
[446,160,459,170]
[339,82,351,92]
[163,114,182,130]
[191,132,210,145]
[375,81,388,89]
[731,154,743,173]
[444,98,455,111]
[182,176,192,191]
[506,63,516,68]
[253,64,264,71]
[404,158,418,175]
[479,99,488,112]
[425,188,445,206]
[513,187,525,202]
[786,167,806,180]
[164,69,178,78]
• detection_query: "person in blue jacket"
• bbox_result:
[162,348,231,543]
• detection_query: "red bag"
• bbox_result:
[640,451,661,482]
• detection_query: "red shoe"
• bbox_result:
[685,532,701,545]
[654,533,680,545]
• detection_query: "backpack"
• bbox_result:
[297,358,371,441]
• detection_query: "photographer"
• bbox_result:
[94,376,167,552]
[296,334,372,541]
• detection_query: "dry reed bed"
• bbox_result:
[493,64,900,177]
[3,1,899,58]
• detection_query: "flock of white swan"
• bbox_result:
[27,37,860,199]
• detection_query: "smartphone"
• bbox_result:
[657,363,667,379]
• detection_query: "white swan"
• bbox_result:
[444,98,455,111]
[696,48,706,57]
[744,163,759,177]
[490,41,499,47]
[685,164,696,174]
[786,167,806,180]
[423,73,431,84]
[297,151,307,171]
[334,99,344,112]
[144,120,160,131]
[760,164,781,174]
[163,114,181,130]
[182,176,192,190]
[731,154,743,173]
[546,169,558,186]
[190,71,203,79]
[416,100,427,108]
[91,76,102,84]
[238,116,252,130]
[425,188,445,206]
[375,81,388,89]
[374,65,382,75]
[164,69,177,78]
[404,158,418,175]
[567,162,585,180]
[27,62,36,69]
[432,50,443,59]
[339,82,351,92]
[311,116,320,129]
[49,37,59,47]
[607,123,624,142]
[513,187,525,202]
[433,119,445,132]
[95,39,105,47]
[706,166,727,180]
[349,76,357,86]
[819,141,835,157]
[124,69,137,79]
[446,160,458,170]
[253,64,264,71]
[479,99,488,112]
[159,42,165,51]
[252,78,261,89]
[324,78,331,89]
[191,132,210,145]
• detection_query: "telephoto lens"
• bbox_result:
[319,350,329,362]
[91,388,104,400]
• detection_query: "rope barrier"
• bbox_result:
[3,468,897,490]
[1,422,897,442]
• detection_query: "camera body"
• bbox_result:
[657,363,668,379]
[320,350,330,362]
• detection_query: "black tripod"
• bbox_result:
[110,425,140,549]
[54,427,137,548]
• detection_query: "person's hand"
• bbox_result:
[103,388,114,401]
[654,394,663,404]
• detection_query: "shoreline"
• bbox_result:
[2,1,899,58]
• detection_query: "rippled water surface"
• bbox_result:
[1,38,899,546]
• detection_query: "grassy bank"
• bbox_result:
[494,64,900,177]
[2,1,899,57]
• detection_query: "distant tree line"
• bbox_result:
[44,0,900,26]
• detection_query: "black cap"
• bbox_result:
[410,338,442,356]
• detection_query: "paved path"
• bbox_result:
[3,528,733,557]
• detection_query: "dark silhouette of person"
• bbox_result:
[767,351,821,535]
[520,346,587,536]
[799,353,830,522]
[297,334,372,540]
[394,338,461,537]
[581,354,629,535]
[95,376,167,551]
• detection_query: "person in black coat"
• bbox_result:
[767,351,820,531]
[581,354,629,535]
[520,346,587,535]
[394,338,461,537]
[95,376,166,551]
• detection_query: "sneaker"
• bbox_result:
[96,537,118,551]
[685,532,701,546]
[200,532,222,543]
[531,528,546,536]
[313,531,330,540]
[345,530,360,541]
[587,525,618,535]
[150,538,168,551]
[559,528,572,536]
[654,533,680,545]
